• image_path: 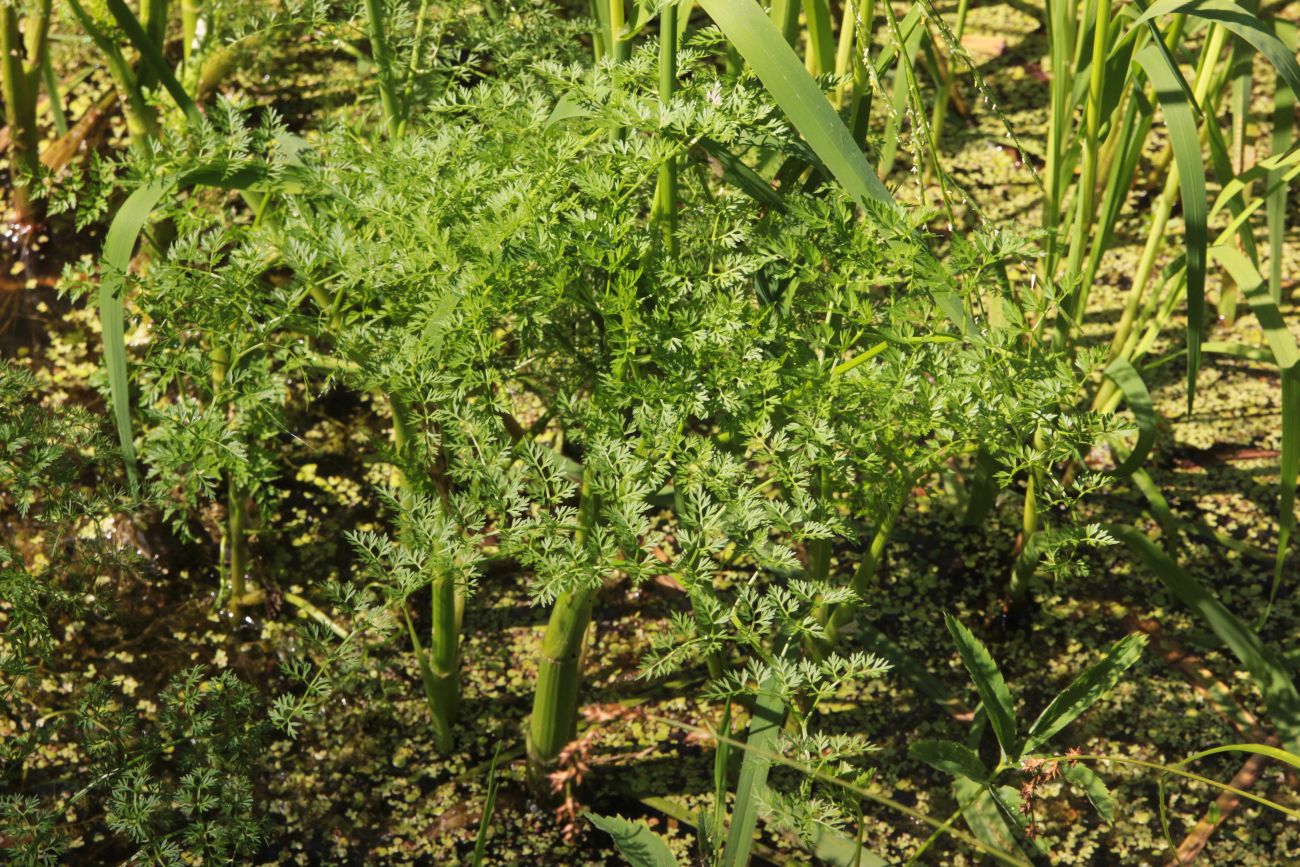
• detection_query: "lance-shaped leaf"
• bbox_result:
[1023,633,1146,754]
[587,813,681,867]
[910,739,989,782]
[945,615,1018,760]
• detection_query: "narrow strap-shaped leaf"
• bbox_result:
[99,179,174,488]
[1134,42,1208,411]
[1268,19,1297,301]
[1101,359,1157,476]
[1213,245,1300,618]
[1137,0,1300,102]
[696,0,894,207]
[103,0,202,123]
[1176,742,1300,772]
[721,677,785,867]
[945,615,1018,760]
[1111,525,1300,753]
[1023,633,1147,754]
[97,164,278,487]
[587,813,681,867]
[1210,143,1300,220]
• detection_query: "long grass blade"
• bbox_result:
[697,0,893,207]
[1111,525,1300,753]
[1212,245,1299,624]
[1268,20,1297,301]
[99,179,172,487]
[721,677,784,867]
[1134,42,1208,411]
[1102,359,1158,476]
[1138,0,1300,102]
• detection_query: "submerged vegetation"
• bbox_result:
[1,0,1300,863]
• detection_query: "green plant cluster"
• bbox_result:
[2,0,1299,864]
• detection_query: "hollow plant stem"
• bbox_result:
[653,0,679,255]
[1055,0,1112,344]
[528,472,600,786]
[927,0,970,152]
[0,1,51,225]
[364,0,402,138]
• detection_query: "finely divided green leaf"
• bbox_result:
[945,615,1018,759]
[909,739,988,782]
[586,813,681,867]
[1024,633,1146,754]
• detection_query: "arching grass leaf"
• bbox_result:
[696,0,893,207]
[1102,359,1158,477]
[1111,525,1300,753]
[1134,43,1207,412]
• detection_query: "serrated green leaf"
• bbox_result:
[1024,633,1146,754]
[587,813,680,867]
[945,615,1018,760]
[1063,764,1115,823]
[910,739,988,782]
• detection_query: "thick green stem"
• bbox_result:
[1055,0,1112,343]
[608,0,628,63]
[181,0,201,65]
[227,472,248,615]
[927,0,969,151]
[846,0,876,146]
[528,473,600,785]
[1042,0,1077,279]
[67,0,159,150]
[405,595,456,753]
[652,1,679,255]
[1008,426,1045,600]
[0,2,50,224]
[363,0,402,138]
[527,586,595,784]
